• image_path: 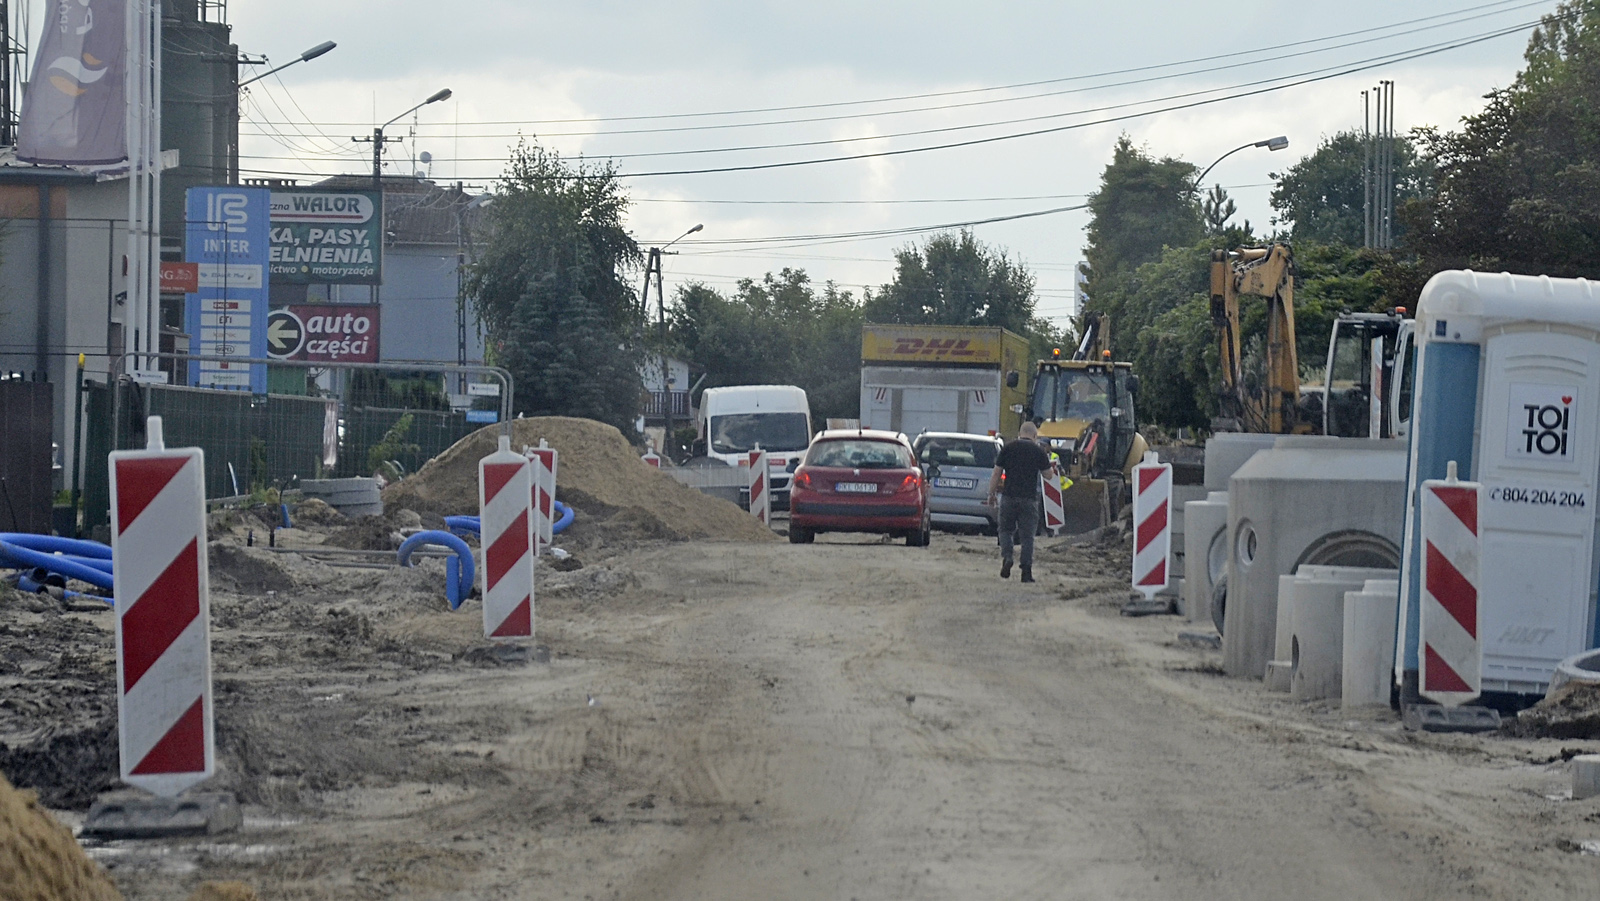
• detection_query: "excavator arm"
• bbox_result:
[1209,244,1301,434]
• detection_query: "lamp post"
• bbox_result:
[1195,135,1288,186]
[456,192,493,393]
[231,41,337,184]
[642,223,703,460]
[352,88,452,304]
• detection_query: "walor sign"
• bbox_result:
[269,188,383,285]
[266,304,380,363]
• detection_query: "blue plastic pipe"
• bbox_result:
[445,502,573,538]
[552,501,574,534]
[396,530,475,610]
[0,537,115,592]
[444,515,480,536]
[0,534,113,559]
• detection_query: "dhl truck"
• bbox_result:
[859,324,1030,439]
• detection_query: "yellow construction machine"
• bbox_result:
[1027,313,1148,532]
[1209,243,1309,434]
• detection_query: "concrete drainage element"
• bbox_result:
[1342,579,1401,710]
[1221,437,1408,680]
[1183,491,1229,627]
[1203,433,1280,491]
[1547,648,1600,700]
[301,477,384,517]
[1271,566,1396,701]
[1573,755,1600,801]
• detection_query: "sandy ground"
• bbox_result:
[7,519,1600,899]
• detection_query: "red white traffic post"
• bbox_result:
[525,440,559,554]
[1420,461,1482,706]
[110,416,214,798]
[1039,474,1066,535]
[1131,452,1172,600]
[479,435,535,641]
[748,448,771,526]
[641,450,662,468]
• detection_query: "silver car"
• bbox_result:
[913,432,1003,533]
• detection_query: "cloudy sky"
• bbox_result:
[152,1,1559,324]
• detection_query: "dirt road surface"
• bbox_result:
[9,526,1600,899]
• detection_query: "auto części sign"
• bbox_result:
[269,188,383,285]
[266,304,380,364]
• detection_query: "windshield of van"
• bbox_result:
[709,412,811,454]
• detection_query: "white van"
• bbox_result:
[693,385,813,505]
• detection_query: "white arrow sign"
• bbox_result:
[266,309,304,359]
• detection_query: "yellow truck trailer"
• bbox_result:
[859,324,1030,439]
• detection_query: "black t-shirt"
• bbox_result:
[995,439,1053,498]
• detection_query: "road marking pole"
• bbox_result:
[641,450,662,468]
[1039,474,1066,535]
[525,441,558,554]
[748,447,771,527]
[1420,460,1481,706]
[1131,451,1173,600]
[481,435,535,641]
[110,416,214,798]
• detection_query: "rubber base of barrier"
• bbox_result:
[1402,703,1501,733]
[81,792,242,838]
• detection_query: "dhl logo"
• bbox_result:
[891,338,978,358]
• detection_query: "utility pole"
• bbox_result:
[638,224,703,461]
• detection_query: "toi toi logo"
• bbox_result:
[1521,397,1572,457]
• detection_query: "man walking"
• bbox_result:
[987,421,1055,582]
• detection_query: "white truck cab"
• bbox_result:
[693,385,814,504]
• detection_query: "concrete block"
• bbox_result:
[1342,580,1400,710]
[81,792,241,839]
[1203,433,1280,491]
[1222,437,1407,680]
[1274,574,1298,661]
[1182,491,1229,625]
[1573,755,1600,800]
[1264,659,1293,692]
[1290,572,1378,702]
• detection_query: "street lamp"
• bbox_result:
[360,88,454,189]
[643,223,704,460]
[1195,135,1288,185]
[238,41,337,88]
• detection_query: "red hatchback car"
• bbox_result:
[787,429,933,546]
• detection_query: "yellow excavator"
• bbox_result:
[1028,313,1148,532]
[1209,243,1309,434]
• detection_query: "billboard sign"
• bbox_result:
[268,189,384,285]
[185,187,270,392]
[267,305,380,364]
[159,263,199,295]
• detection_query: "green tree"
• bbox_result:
[467,141,643,433]
[863,230,1036,333]
[1082,136,1203,359]
[1403,1,1600,278]
[1269,130,1430,246]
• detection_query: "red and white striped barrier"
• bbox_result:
[1131,452,1172,599]
[110,416,213,797]
[1420,461,1481,706]
[525,441,559,554]
[748,448,771,526]
[1039,474,1066,535]
[480,435,535,641]
[641,450,662,468]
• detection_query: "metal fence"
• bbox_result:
[74,355,511,535]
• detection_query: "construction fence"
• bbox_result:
[76,357,510,535]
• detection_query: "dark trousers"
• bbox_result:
[998,494,1038,569]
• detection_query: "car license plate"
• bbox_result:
[934,477,977,490]
[835,482,878,493]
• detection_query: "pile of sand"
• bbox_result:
[383,417,773,543]
[0,773,121,901]
[1515,682,1600,739]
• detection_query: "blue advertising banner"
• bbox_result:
[185,187,271,392]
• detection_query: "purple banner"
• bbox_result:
[17,0,127,165]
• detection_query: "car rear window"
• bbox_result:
[915,437,998,469]
[806,439,914,469]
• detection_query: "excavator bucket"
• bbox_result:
[1058,477,1111,535]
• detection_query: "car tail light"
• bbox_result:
[794,470,812,489]
[897,473,920,494]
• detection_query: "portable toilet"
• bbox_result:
[1399,271,1600,703]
